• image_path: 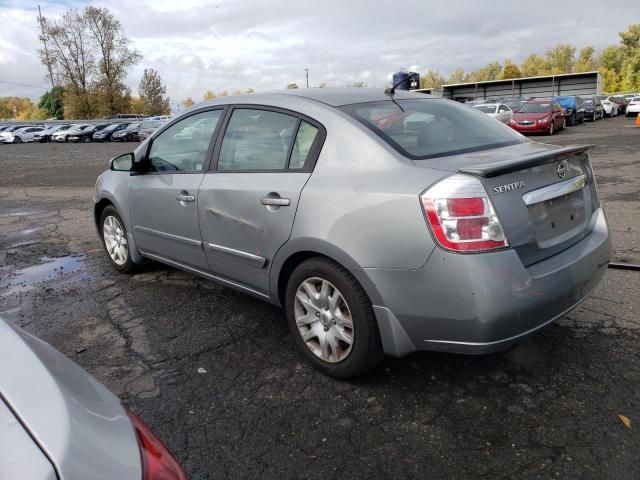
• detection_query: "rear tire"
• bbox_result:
[99,206,137,274]
[569,113,576,126]
[285,257,383,379]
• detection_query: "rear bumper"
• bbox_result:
[369,208,611,357]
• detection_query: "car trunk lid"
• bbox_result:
[414,142,600,266]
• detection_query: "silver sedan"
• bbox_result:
[94,88,610,378]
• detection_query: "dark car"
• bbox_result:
[92,122,130,142]
[611,95,628,114]
[508,99,566,135]
[583,96,604,121]
[69,123,111,143]
[111,122,140,142]
[552,96,585,126]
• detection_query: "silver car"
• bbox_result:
[472,103,514,124]
[0,318,186,479]
[94,88,611,378]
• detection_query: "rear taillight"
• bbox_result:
[421,174,508,252]
[125,408,187,480]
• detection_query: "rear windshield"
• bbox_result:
[519,103,551,113]
[473,105,497,113]
[341,99,524,159]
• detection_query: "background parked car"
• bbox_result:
[35,124,71,142]
[552,95,585,125]
[92,122,130,142]
[508,99,565,135]
[0,125,31,143]
[138,117,170,141]
[0,318,187,480]
[111,122,140,142]
[611,95,628,114]
[472,103,514,123]
[583,96,604,121]
[625,96,640,117]
[597,95,618,117]
[0,126,45,144]
[69,123,111,143]
[52,124,91,142]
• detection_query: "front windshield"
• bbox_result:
[473,105,497,114]
[342,99,524,160]
[519,103,551,113]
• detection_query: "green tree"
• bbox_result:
[599,67,621,93]
[447,68,469,84]
[38,85,65,118]
[575,46,597,72]
[420,69,445,88]
[138,68,170,115]
[599,45,622,72]
[521,54,549,77]
[500,60,522,79]
[469,62,502,82]
[544,44,576,73]
[618,24,640,91]
[286,83,299,89]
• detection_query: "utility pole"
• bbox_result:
[37,5,55,89]
[304,68,310,88]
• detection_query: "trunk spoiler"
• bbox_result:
[458,145,590,178]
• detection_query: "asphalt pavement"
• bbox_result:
[1,116,638,479]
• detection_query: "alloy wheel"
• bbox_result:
[103,215,129,265]
[294,277,354,363]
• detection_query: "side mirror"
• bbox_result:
[110,153,133,171]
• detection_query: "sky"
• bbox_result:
[0,0,638,103]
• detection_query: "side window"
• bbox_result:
[218,109,298,171]
[289,121,319,169]
[148,110,222,173]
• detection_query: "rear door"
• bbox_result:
[129,108,225,269]
[198,106,325,294]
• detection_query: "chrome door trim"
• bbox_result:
[138,250,270,299]
[205,242,266,267]
[133,225,202,247]
[522,174,587,206]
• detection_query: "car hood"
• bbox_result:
[513,112,551,121]
[0,319,141,479]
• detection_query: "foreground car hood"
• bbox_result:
[0,319,141,479]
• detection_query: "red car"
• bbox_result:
[508,99,566,135]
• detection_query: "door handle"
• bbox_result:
[176,193,196,203]
[260,197,290,206]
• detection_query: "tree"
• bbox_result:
[84,7,141,116]
[599,67,621,93]
[128,97,146,115]
[18,106,49,121]
[203,90,216,100]
[245,87,256,93]
[420,69,445,88]
[38,85,65,118]
[544,44,575,73]
[347,81,367,88]
[575,46,597,72]
[469,62,502,82]
[0,97,33,119]
[182,97,195,108]
[317,83,327,88]
[447,68,469,84]
[500,60,522,79]
[138,68,170,115]
[599,45,622,72]
[521,54,549,76]
[618,24,640,91]
[286,83,299,89]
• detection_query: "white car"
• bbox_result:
[626,97,640,117]
[472,103,514,124]
[0,126,45,144]
[52,124,91,142]
[598,96,618,117]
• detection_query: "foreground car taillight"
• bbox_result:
[421,174,508,252]
[125,408,187,480]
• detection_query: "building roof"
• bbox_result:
[246,87,431,107]
[443,71,600,88]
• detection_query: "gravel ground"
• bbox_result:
[1,116,639,479]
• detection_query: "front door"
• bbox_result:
[198,107,324,294]
[129,108,225,270]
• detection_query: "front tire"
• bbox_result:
[285,257,383,378]
[100,206,137,273]
[14,136,22,144]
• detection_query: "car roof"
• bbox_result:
[200,87,433,109]
[473,103,499,107]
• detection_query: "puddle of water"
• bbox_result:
[1,256,85,296]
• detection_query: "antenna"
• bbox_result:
[385,72,419,98]
[304,68,310,88]
[37,5,55,88]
